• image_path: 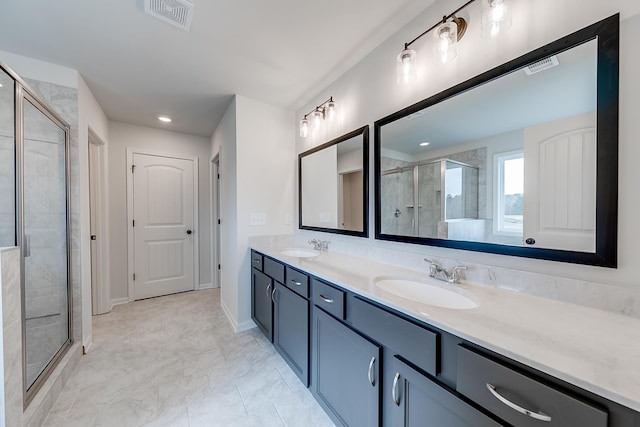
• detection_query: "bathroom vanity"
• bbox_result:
[250,243,640,427]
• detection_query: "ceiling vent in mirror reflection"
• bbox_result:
[524,56,559,75]
[144,0,194,31]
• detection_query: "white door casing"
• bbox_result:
[523,111,596,252]
[127,150,198,300]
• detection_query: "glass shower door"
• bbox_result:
[21,95,70,392]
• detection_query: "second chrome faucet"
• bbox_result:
[424,259,467,284]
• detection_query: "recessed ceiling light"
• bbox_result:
[419,142,430,147]
[158,115,172,123]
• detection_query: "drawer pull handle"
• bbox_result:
[320,294,334,304]
[253,259,260,264]
[271,288,277,304]
[367,356,376,386]
[265,283,271,299]
[486,383,552,422]
[392,372,401,405]
[290,280,302,286]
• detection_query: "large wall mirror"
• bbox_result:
[375,14,618,267]
[300,126,369,237]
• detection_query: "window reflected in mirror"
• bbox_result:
[375,13,619,267]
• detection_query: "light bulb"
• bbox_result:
[396,48,416,85]
[482,0,512,38]
[326,100,336,121]
[300,117,309,138]
[434,21,457,64]
[313,108,323,128]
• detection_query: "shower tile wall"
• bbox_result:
[417,163,441,238]
[380,157,414,235]
[445,148,486,217]
[0,72,15,248]
[22,78,79,387]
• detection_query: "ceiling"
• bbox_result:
[0,0,434,137]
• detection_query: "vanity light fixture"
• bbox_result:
[158,115,172,123]
[299,97,337,138]
[397,0,511,84]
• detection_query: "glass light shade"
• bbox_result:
[300,117,309,138]
[434,21,458,64]
[396,48,417,85]
[325,100,336,121]
[313,108,324,128]
[482,0,512,38]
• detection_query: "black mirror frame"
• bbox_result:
[299,125,370,237]
[374,14,619,267]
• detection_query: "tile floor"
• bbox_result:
[42,289,335,427]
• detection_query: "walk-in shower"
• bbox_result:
[381,158,479,238]
[0,63,71,406]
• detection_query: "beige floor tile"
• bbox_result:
[41,289,335,427]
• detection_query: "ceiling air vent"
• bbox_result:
[524,56,559,76]
[144,0,194,32]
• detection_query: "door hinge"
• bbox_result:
[90,235,97,240]
[133,273,136,281]
[131,164,136,173]
[218,264,221,270]
[132,219,135,227]
[217,219,221,225]
[217,173,220,179]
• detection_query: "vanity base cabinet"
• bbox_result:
[273,282,309,386]
[389,356,506,427]
[251,268,273,342]
[312,308,381,427]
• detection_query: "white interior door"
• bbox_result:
[133,153,195,300]
[523,111,596,252]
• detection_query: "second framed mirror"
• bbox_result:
[299,126,369,237]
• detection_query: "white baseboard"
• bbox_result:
[220,299,256,333]
[109,297,130,311]
[198,282,214,290]
[82,337,93,354]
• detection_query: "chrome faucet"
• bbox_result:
[424,259,467,284]
[309,239,330,252]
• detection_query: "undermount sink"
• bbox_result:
[374,276,478,309]
[280,248,319,258]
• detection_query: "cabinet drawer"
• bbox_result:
[263,257,285,283]
[456,346,608,427]
[250,251,263,271]
[312,279,345,320]
[285,267,309,298]
[351,297,439,376]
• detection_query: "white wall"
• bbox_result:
[77,75,109,351]
[0,50,77,89]
[211,95,295,331]
[210,98,239,328]
[108,122,212,303]
[296,0,640,290]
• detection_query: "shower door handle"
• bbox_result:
[24,234,31,258]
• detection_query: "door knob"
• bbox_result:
[186,229,193,235]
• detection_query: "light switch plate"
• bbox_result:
[250,213,266,226]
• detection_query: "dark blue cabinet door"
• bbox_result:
[273,282,309,386]
[389,356,505,427]
[251,268,273,342]
[313,308,381,427]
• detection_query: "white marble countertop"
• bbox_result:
[250,238,640,413]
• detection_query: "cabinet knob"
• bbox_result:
[525,237,535,245]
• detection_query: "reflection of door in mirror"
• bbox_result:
[523,111,596,252]
[339,170,363,230]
